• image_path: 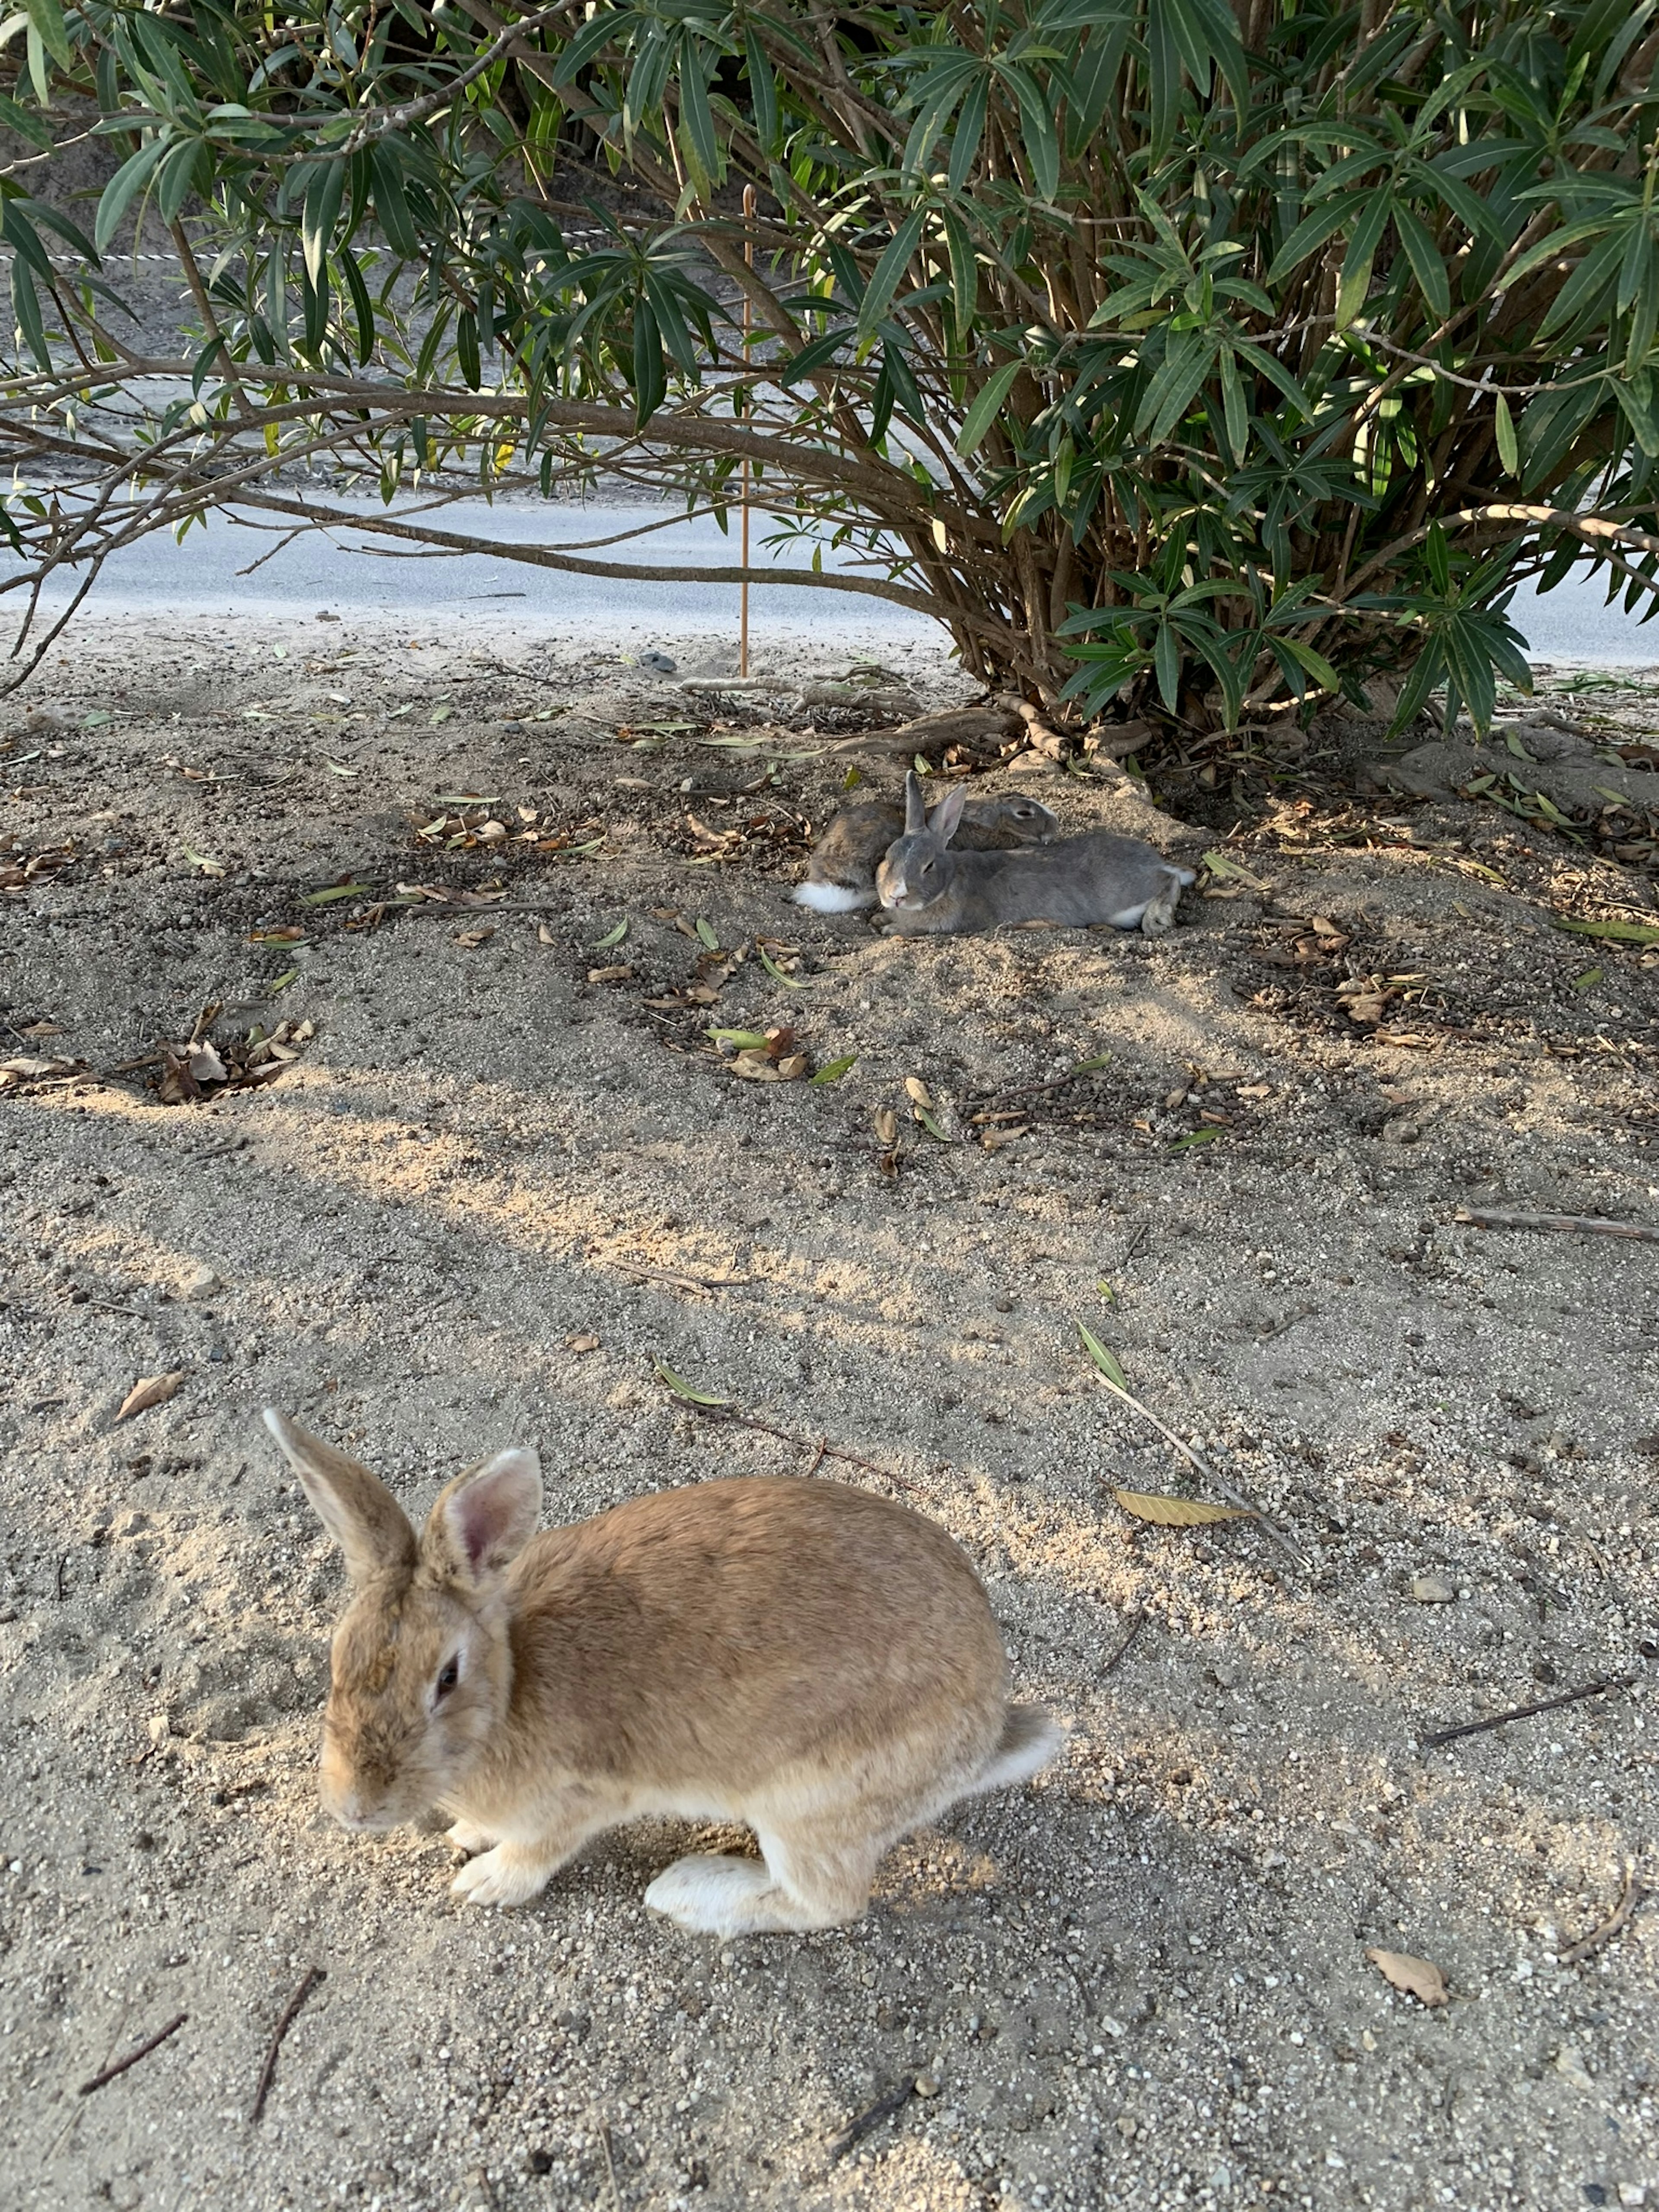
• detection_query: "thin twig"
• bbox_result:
[1121,1221,1151,1263]
[1558,1868,1648,1967]
[1102,1610,1146,1678]
[1421,1673,1636,1751]
[1455,1208,1659,1244]
[78,2012,187,2095]
[682,1399,915,1489]
[250,1966,325,2122]
[1089,1375,1304,1568]
[596,2117,623,2212]
[828,2074,916,2162]
[801,1436,827,1478]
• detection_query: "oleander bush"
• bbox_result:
[3,0,1659,723]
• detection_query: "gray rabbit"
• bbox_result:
[793,788,1058,912]
[876,772,1194,937]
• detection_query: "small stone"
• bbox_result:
[182,1265,219,1299]
[147,1713,170,1744]
[1116,2114,1138,2140]
[913,2072,941,2098]
[637,649,677,676]
[1409,1573,1456,1604]
[1557,2044,1595,2091]
[565,1332,600,1354]
[1619,2188,1647,2208]
[994,1296,1015,1313]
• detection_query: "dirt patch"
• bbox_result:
[3,613,1657,2212]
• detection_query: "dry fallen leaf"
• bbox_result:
[538,923,556,945]
[904,1076,934,1110]
[1366,1949,1449,2007]
[116,1371,184,1422]
[874,1107,899,1147]
[565,1332,600,1354]
[1112,1490,1256,1527]
[454,927,495,949]
[981,1125,1028,1150]
[587,964,634,984]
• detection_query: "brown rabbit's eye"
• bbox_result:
[435,1656,461,1698]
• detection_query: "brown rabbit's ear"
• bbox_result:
[422,1446,543,1586]
[931,785,967,846]
[903,769,926,833]
[262,1410,416,1584]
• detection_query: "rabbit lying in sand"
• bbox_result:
[264,1411,1061,1936]
[793,788,1058,912]
[877,772,1194,938]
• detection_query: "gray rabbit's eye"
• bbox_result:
[435,1655,461,1699]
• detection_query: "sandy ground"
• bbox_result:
[2,609,1657,2212]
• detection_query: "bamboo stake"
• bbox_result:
[741,182,756,678]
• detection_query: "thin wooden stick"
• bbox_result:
[597,2116,623,2212]
[1558,1868,1647,1967]
[1102,1610,1147,1677]
[250,1966,325,2122]
[1421,1673,1635,1751]
[1089,1375,1304,1568]
[1455,1208,1659,1244]
[680,1397,915,1488]
[78,2012,187,2096]
[828,2074,915,2162]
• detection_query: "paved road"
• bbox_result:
[13,496,1659,663]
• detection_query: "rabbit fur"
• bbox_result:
[264,1411,1062,1936]
[793,788,1059,912]
[877,772,1195,937]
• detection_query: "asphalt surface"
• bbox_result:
[8,497,1656,662]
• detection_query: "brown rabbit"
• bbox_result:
[793,788,1059,912]
[264,1411,1061,1936]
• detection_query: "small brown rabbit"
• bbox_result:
[264,1411,1061,1935]
[793,788,1059,912]
[877,772,1194,937]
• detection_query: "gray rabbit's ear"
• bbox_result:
[931,785,967,846]
[903,770,926,833]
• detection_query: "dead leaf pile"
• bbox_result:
[0,837,75,892]
[153,1017,315,1105]
[679,805,812,866]
[0,1052,89,1091]
[411,804,605,859]
[710,1025,811,1082]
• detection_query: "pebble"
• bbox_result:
[181,1264,219,1298]
[637,650,677,676]
[913,2072,940,2098]
[1409,1573,1456,1604]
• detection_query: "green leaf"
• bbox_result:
[707,1027,770,1047]
[22,0,72,70]
[1072,1053,1113,1072]
[1553,915,1659,945]
[810,1053,858,1084]
[298,881,371,906]
[858,207,926,339]
[694,916,719,949]
[759,946,807,988]
[95,136,172,257]
[593,918,628,948]
[1169,1126,1224,1148]
[267,968,299,995]
[302,159,346,294]
[1493,391,1519,477]
[913,1103,951,1141]
[1078,1322,1129,1390]
[955,361,1023,457]
[653,1360,728,1408]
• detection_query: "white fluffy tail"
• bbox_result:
[969,1704,1065,1795]
[792,878,874,912]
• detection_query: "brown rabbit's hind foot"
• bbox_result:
[645,1834,876,1935]
[445,1817,496,1855]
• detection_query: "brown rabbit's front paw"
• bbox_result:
[446,1818,496,1855]
[451,1844,553,1909]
